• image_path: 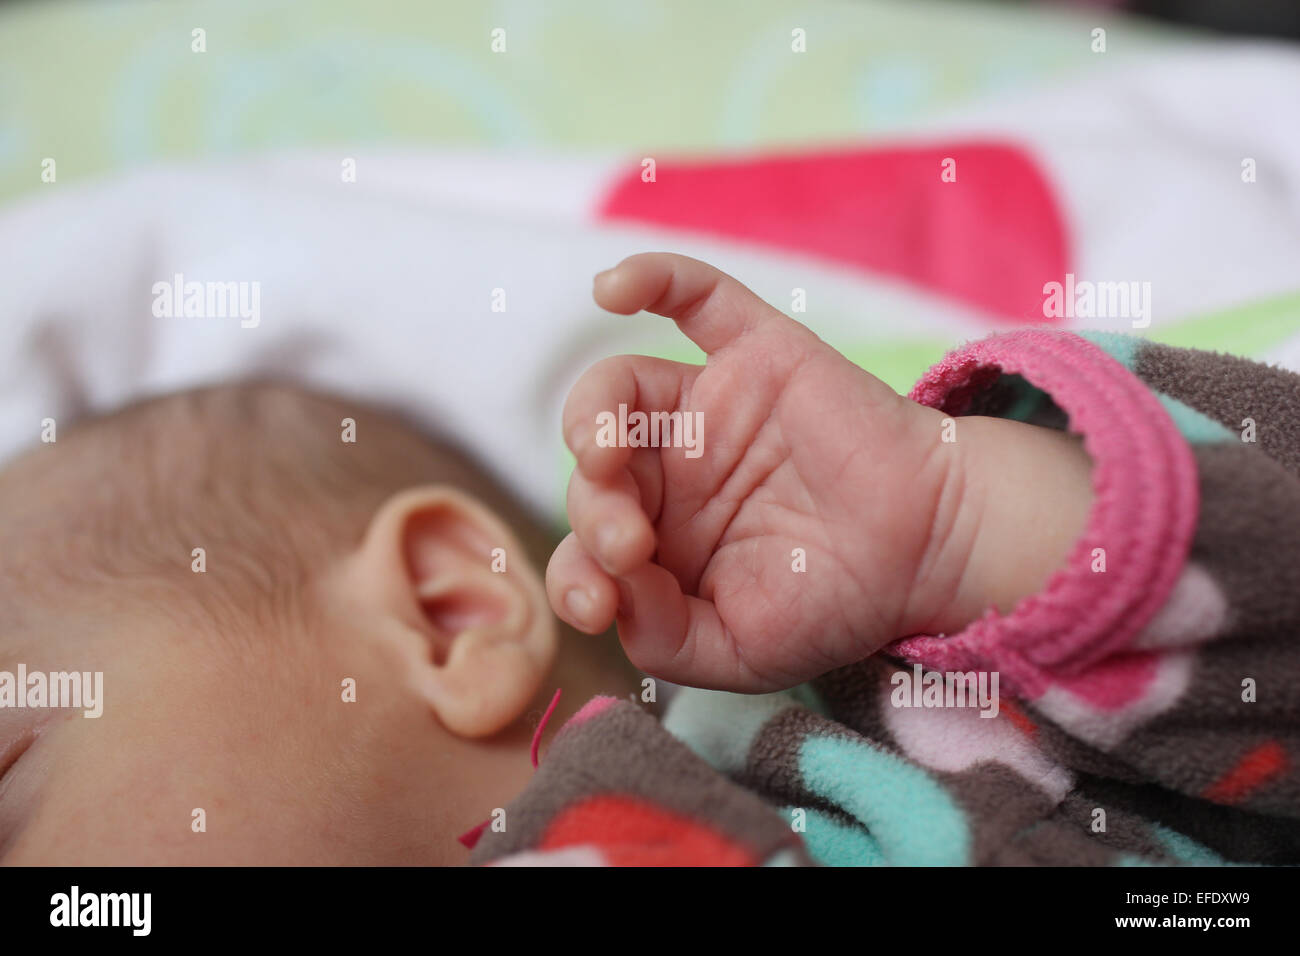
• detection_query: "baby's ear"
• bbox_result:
[346,486,557,737]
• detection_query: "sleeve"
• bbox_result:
[887,329,1300,841]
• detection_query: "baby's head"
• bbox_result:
[0,383,634,863]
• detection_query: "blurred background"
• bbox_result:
[2,0,1297,199]
[1,0,1298,519]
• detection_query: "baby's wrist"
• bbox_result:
[904,414,1094,639]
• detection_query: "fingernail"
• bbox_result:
[564,587,594,623]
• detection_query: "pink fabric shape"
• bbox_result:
[1048,651,1161,710]
[563,694,618,730]
[596,143,1071,323]
[531,687,563,769]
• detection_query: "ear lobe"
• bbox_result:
[355,486,557,738]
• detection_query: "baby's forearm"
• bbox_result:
[903,412,1094,639]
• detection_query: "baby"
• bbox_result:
[2,252,1296,865]
[0,384,640,864]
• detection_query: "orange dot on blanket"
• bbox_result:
[539,795,756,867]
[997,698,1038,740]
[1202,740,1287,805]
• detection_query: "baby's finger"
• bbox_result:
[566,466,656,577]
[563,353,699,483]
[612,562,768,692]
[593,252,796,355]
[623,445,664,525]
[546,533,619,634]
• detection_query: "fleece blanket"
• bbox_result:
[470,331,1300,866]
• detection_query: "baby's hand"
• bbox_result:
[547,253,1092,692]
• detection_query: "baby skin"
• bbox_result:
[548,253,1095,691]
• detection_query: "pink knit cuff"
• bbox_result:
[887,330,1199,698]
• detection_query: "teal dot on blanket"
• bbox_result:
[788,806,887,867]
[1077,330,1141,370]
[798,733,971,866]
[1150,825,1230,866]
[1155,395,1237,444]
